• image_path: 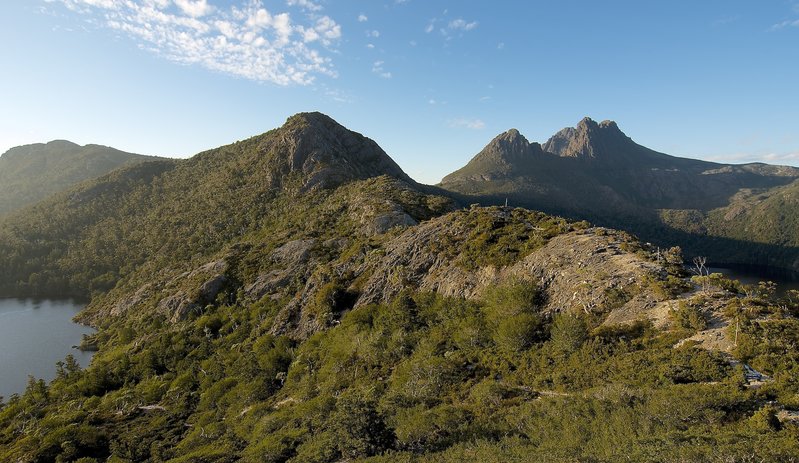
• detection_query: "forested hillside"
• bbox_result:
[0,140,159,216]
[1,114,799,462]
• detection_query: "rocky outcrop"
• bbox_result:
[151,259,231,322]
[244,239,317,301]
[356,210,665,318]
[259,112,416,192]
[542,117,632,159]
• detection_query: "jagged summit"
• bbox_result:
[479,128,542,163]
[542,116,632,159]
[439,127,545,184]
[253,111,415,190]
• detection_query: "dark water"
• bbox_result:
[708,266,799,295]
[0,299,95,399]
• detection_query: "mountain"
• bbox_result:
[441,118,799,271]
[0,140,160,216]
[1,113,798,462]
[0,112,444,300]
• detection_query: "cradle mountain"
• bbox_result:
[442,117,799,272]
[1,113,798,462]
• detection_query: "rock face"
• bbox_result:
[258,112,416,191]
[356,209,665,317]
[476,129,544,166]
[542,117,633,160]
[244,239,317,301]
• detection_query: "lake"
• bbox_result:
[708,266,799,296]
[0,299,95,400]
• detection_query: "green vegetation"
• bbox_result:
[3,285,799,462]
[670,301,708,333]
[2,113,799,462]
[0,140,159,217]
[428,207,585,271]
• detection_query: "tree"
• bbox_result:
[691,256,708,277]
[332,393,394,458]
[494,313,542,351]
[549,312,588,356]
[670,301,708,332]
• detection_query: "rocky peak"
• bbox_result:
[577,116,600,131]
[474,128,543,165]
[543,116,631,159]
[599,120,619,130]
[257,112,415,191]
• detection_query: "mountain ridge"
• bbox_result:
[0,111,440,300]
[0,140,162,216]
[1,112,799,462]
[440,117,799,271]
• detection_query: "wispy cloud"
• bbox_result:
[705,151,799,166]
[771,18,799,30]
[449,118,485,130]
[49,0,341,85]
[372,60,391,79]
[448,18,478,31]
[761,152,799,164]
[322,86,354,104]
[286,0,322,12]
[425,16,478,38]
[175,0,213,18]
[771,4,799,30]
[357,14,368,22]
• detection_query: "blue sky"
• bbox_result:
[1,0,798,184]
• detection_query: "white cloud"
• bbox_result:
[448,18,478,31]
[704,151,799,166]
[426,16,478,37]
[771,19,799,30]
[762,152,799,164]
[323,86,353,103]
[449,118,485,130]
[357,14,368,22]
[372,60,391,79]
[366,43,375,49]
[174,0,212,18]
[366,29,380,38]
[50,0,341,85]
[286,0,322,12]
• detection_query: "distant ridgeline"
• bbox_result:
[0,140,160,217]
[1,113,799,461]
[440,117,799,273]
